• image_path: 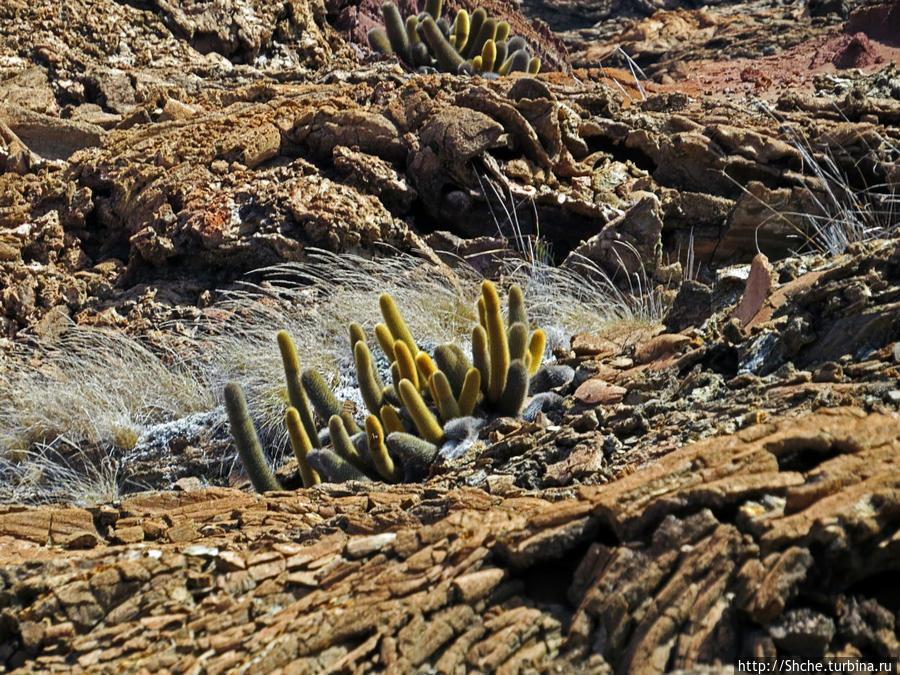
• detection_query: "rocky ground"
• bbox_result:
[0,0,899,671]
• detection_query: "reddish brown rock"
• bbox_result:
[574,378,627,404]
[633,332,694,365]
[733,253,776,327]
[0,506,97,545]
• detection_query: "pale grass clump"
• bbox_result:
[0,442,121,506]
[505,251,670,337]
[0,322,213,451]
[791,134,899,256]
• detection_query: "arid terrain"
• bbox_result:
[0,0,899,671]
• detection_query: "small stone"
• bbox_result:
[529,365,575,393]
[633,333,693,364]
[733,252,775,326]
[769,608,835,657]
[722,318,744,344]
[140,519,167,540]
[157,98,201,122]
[345,533,397,558]
[572,410,599,432]
[574,378,627,405]
[451,569,505,603]
[166,522,199,544]
[812,362,843,383]
[111,526,144,544]
[571,333,619,357]
[63,531,99,549]
[215,551,247,572]
[174,477,204,491]
[884,390,900,405]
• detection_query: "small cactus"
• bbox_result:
[225,281,547,492]
[369,2,541,76]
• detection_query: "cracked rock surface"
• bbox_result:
[1,0,899,671]
[1,408,899,672]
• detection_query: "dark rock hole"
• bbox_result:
[773,444,844,474]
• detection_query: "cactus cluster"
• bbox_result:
[368,0,541,76]
[224,280,546,492]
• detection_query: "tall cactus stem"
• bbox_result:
[328,415,367,472]
[277,330,319,448]
[482,280,509,403]
[380,404,405,435]
[398,379,446,444]
[224,382,280,493]
[457,367,481,416]
[379,293,418,358]
[285,407,320,488]
[472,324,490,396]
[354,340,385,414]
[431,370,461,422]
[498,359,529,417]
[508,322,528,362]
[301,368,343,423]
[393,339,419,390]
[365,415,398,481]
[527,329,546,375]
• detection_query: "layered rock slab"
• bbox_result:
[1,407,898,672]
